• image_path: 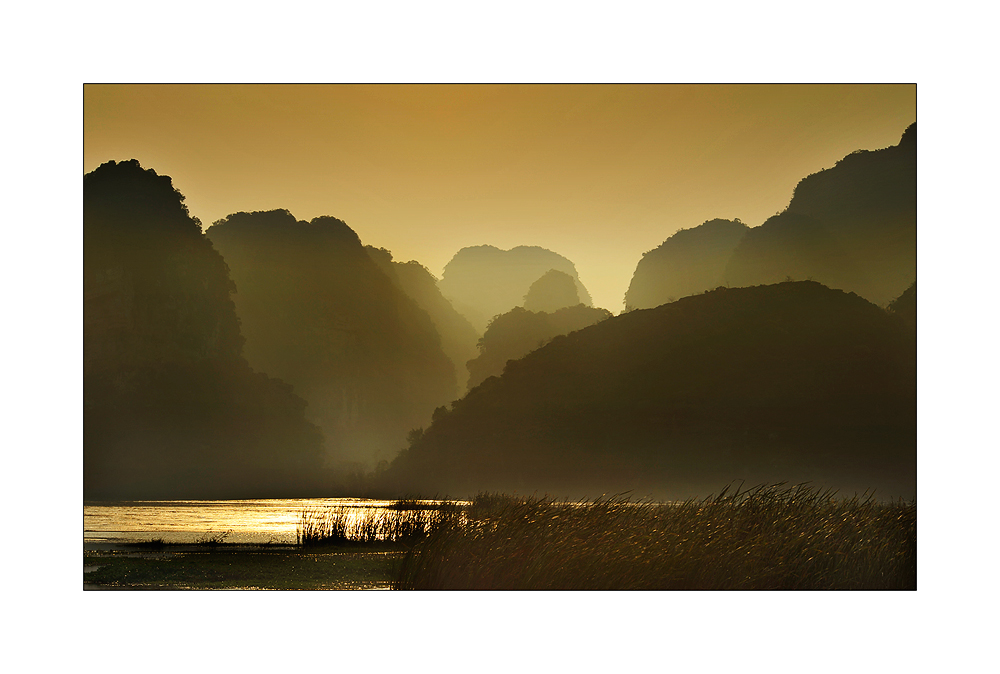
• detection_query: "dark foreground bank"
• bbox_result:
[83,543,403,590]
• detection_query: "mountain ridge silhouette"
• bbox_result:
[625,124,915,309]
[382,280,916,501]
[466,304,613,390]
[365,245,480,393]
[84,160,326,499]
[206,209,458,468]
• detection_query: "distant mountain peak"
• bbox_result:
[439,244,593,332]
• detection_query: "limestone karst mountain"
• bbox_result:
[523,269,582,313]
[84,160,325,499]
[724,124,916,306]
[624,218,750,310]
[206,210,457,468]
[382,281,916,501]
[624,124,915,310]
[438,245,593,332]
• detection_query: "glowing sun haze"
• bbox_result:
[84,84,915,312]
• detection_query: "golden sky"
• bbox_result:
[84,84,915,312]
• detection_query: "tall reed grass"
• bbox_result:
[297,501,461,547]
[393,484,916,590]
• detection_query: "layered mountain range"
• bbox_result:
[439,245,593,332]
[84,123,916,500]
[364,246,480,392]
[84,161,325,499]
[383,281,916,500]
[206,210,458,467]
[466,304,612,390]
[625,124,916,310]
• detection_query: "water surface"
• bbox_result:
[84,498,446,545]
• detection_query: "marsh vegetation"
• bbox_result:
[296,500,462,547]
[393,485,916,590]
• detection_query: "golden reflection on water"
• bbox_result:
[84,498,455,545]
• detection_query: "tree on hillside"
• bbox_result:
[887,281,916,331]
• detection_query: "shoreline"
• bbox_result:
[84,542,406,590]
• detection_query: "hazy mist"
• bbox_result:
[83,85,916,502]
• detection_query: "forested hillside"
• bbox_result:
[365,246,480,392]
[383,281,916,500]
[625,219,749,310]
[206,210,457,468]
[466,304,612,390]
[625,125,915,310]
[724,124,916,305]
